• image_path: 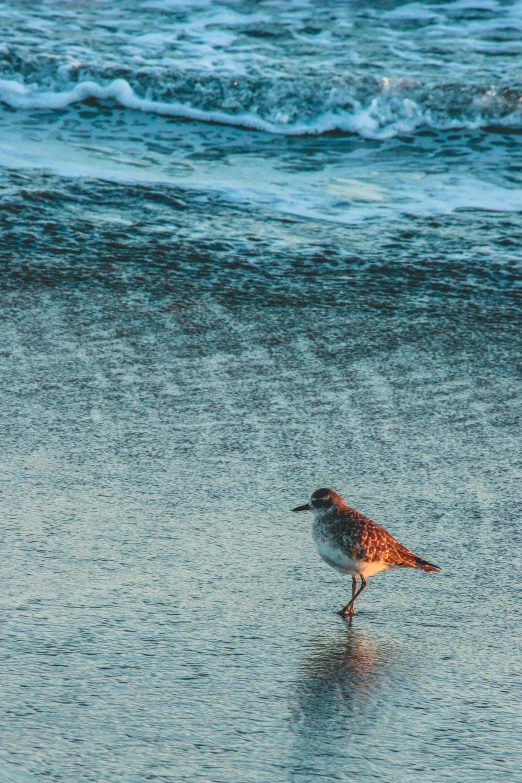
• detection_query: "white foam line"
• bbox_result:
[0,77,384,135]
[1,76,514,140]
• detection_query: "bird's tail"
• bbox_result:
[415,557,440,573]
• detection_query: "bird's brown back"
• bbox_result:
[334,506,425,568]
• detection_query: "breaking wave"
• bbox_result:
[1,72,522,139]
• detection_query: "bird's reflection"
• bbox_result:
[292,625,394,729]
[288,627,398,778]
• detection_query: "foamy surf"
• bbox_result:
[1,116,521,225]
[1,77,522,140]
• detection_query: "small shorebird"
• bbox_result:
[293,488,440,617]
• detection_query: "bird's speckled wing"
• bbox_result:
[337,507,421,567]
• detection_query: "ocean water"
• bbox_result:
[1,1,522,782]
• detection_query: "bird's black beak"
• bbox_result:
[292,503,311,512]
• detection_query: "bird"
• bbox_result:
[292,487,440,617]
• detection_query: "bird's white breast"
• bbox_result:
[314,531,392,578]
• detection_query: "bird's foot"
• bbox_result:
[339,606,355,618]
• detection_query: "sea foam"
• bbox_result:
[1,77,521,140]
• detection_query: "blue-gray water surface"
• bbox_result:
[1,1,522,782]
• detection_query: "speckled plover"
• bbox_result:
[293,488,440,617]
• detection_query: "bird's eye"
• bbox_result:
[312,497,332,509]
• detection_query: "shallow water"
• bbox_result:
[1,1,522,781]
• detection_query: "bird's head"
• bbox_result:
[292,487,346,516]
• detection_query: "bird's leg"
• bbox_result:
[340,574,368,618]
[339,576,358,617]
